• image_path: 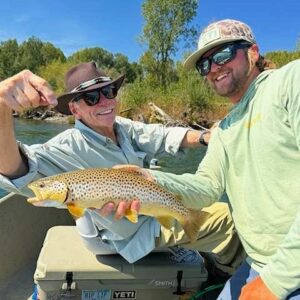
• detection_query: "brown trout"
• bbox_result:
[27,168,203,242]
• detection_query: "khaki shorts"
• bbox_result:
[155,202,246,274]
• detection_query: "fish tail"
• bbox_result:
[182,210,206,243]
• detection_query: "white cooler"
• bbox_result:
[34,226,207,300]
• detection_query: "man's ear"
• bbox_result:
[68,102,80,119]
[248,44,260,62]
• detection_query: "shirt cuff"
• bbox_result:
[0,144,40,196]
[164,127,189,155]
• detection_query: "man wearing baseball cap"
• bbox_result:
[138,19,300,299]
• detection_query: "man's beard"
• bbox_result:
[209,60,251,99]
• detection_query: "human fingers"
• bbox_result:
[0,75,26,111]
[115,200,141,220]
[130,199,140,212]
[98,202,116,216]
[114,201,130,220]
[95,199,140,221]
[0,70,57,111]
[23,70,57,106]
[15,82,42,110]
[0,85,29,112]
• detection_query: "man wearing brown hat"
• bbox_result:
[0,62,243,278]
[122,19,300,299]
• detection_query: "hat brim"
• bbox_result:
[183,37,244,71]
[56,75,125,115]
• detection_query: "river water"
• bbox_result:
[0,118,206,198]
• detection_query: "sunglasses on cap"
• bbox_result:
[196,41,252,76]
[71,85,118,106]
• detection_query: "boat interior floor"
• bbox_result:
[0,259,36,300]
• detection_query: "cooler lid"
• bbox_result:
[34,226,206,281]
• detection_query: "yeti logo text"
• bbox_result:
[113,291,136,299]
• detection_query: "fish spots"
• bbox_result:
[29,168,191,221]
[28,167,203,241]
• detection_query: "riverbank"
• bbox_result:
[13,108,73,124]
[14,101,229,129]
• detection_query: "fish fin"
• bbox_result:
[181,210,207,243]
[156,216,174,230]
[125,208,138,223]
[67,203,85,218]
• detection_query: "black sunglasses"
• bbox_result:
[71,85,118,106]
[196,41,252,76]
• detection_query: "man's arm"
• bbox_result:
[180,121,220,148]
[180,129,210,147]
[0,104,27,178]
[0,70,57,178]
[257,61,300,299]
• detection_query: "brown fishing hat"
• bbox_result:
[56,61,125,115]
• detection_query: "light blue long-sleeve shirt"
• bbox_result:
[0,116,189,263]
[151,60,300,299]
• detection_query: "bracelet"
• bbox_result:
[199,130,209,146]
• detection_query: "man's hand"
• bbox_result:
[99,199,141,220]
[0,70,57,112]
[239,276,278,300]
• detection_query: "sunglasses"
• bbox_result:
[196,41,252,76]
[71,85,118,106]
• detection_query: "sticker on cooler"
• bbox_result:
[82,289,111,300]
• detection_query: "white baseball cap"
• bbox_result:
[184,19,256,70]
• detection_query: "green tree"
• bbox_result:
[14,37,64,73]
[41,42,66,65]
[68,48,142,83]
[15,37,45,72]
[0,39,19,79]
[113,53,141,83]
[68,47,114,69]
[265,50,300,68]
[140,0,198,89]
[296,36,300,51]
[38,60,74,95]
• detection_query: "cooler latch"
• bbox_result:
[173,270,185,295]
[61,271,76,297]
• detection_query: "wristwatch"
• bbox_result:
[199,130,209,146]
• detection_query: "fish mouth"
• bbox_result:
[27,188,47,206]
[27,184,69,207]
[27,185,50,206]
[27,196,39,204]
[27,197,46,206]
[27,197,65,208]
[27,185,43,201]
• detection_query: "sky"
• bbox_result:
[0,0,299,63]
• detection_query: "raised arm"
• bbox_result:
[0,70,57,178]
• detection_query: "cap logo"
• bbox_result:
[199,28,221,47]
